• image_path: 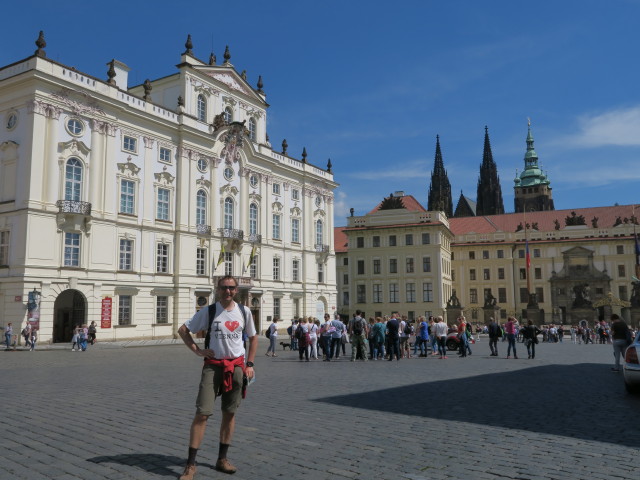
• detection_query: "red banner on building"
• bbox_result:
[101,297,112,329]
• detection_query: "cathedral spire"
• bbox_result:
[476,126,504,216]
[427,135,453,217]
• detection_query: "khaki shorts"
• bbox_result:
[195,364,244,416]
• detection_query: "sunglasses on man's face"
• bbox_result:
[219,286,237,291]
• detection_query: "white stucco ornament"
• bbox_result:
[209,73,248,95]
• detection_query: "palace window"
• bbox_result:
[357,285,366,304]
[389,284,399,303]
[196,190,207,226]
[272,214,281,240]
[373,259,381,274]
[197,95,207,122]
[156,296,168,324]
[389,258,397,273]
[224,198,234,230]
[291,217,300,243]
[118,295,132,325]
[249,203,258,236]
[0,231,9,265]
[119,239,133,271]
[406,257,414,273]
[156,243,169,273]
[196,248,206,275]
[156,188,170,221]
[120,179,136,215]
[123,135,137,153]
[159,147,172,163]
[406,283,416,303]
[292,259,300,282]
[248,117,257,141]
[64,232,81,267]
[422,282,433,302]
[373,284,382,303]
[273,257,281,280]
[423,256,431,273]
[405,234,413,246]
[470,288,478,304]
[64,158,83,201]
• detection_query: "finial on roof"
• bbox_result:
[257,75,264,94]
[209,52,216,65]
[184,34,194,55]
[178,95,184,107]
[35,31,46,57]
[327,158,332,173]
[107,60,116,86]
[223,45,231,65]
[485,125,489,134]
[527,117,531,127]
[302,147,307,163]
[281,139,288,155]
[240,70,247,80]
[143,79,152,101]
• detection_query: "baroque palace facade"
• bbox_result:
[0,33,337,343]
[336,126,640,326]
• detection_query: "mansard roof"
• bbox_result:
[448,204,638,235]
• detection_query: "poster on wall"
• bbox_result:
[101,297,112,329]
[27,290,41,330]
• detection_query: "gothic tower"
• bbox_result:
[427,135,453,218]
[475,126,505,216]
[514,121,554,212]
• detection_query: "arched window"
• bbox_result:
[197,95,207,122]
[224,197,234,229]
[65,157,83,201]
[248,117,257,141]
[249,203,258,235]
[316,219,323,246]
[196,190,207,225]
[223,106,233,124]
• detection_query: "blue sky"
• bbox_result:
[3,1,639,224]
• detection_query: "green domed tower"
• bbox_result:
[514,121,554,213]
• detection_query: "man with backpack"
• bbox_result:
[399,315,412,358]
[348,310,368,361]
[265,317,278,357]
[176,275,257,478]
[487,317,501,356]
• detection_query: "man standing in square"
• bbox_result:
[177,275,257,478]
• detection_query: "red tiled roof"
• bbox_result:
[448,204,639,235]
[334,227,349,253]
[367,195,427,215]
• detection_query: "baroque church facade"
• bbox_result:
[0,33,337,343]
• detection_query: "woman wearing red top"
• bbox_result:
[505,317,518,359]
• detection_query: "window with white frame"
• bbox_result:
[64,232,81,267]
[157,188,170,221]
[159,147,172,163]
[120,179,136,214]
[273,257,280,280]
[406,257,414,273]
[119,239,133,271]
[292,259,300,282]
[0,231,9,265]
[64,158,83,201]
[224,198,234,229]
[118,295,132,325]
[66,118,84,136]
[273,297,281,318]
[389,283,399,303]
[197,95,207,122]
[422,233,430,244]
[249,203,258,235]
[422,282,433,302]
[272,183,280,195]
[156,296,168,324]
[249,254,258,279]
[291,218,300,243]
[156,243,169,273]
[272,214,281,240]
[422,256,431,272]
[406,283,416,302]
[196,190,207,225]
[292,188,300,201]
[223,107,233,124]
[123,135,137,153]
[373,284,382,303]
[315,219,323,246]
[318,263,324,283]
[357,285,366,303]
[248,117,257,141]
[196,248,206,275]
[224,252,233,276]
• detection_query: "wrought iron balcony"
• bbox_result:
[247,233,262,243]
[196,224,211,235]
[218,228,244,240]
[315,244,330,253]
[56,200,92,215]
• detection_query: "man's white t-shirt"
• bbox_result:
[184,302,256,359]
[399,320,408,338]
[269,322,278,337]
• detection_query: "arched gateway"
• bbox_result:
[53,290,86,343]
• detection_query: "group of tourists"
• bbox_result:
[1,321,38,351]
[70,322,97,351]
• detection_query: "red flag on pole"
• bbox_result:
[526,239,531,269]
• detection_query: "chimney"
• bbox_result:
[111,60,130,90]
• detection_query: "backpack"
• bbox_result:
[403,322,413,335]
[287,325,293,336]
[265,325,272,339]
[353,318,364,335]
[295,325,304,340]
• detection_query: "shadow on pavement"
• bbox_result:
[314,363,640,447]
[87,453,213,477]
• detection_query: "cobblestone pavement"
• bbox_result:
[1,338,638,480]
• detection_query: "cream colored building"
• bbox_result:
[336,193,453,321]
[336,196,639,325]
[0,34,337,343]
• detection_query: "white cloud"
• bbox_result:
[561,106,640,147]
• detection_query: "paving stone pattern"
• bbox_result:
[1,338,638,479]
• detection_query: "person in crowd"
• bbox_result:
[557,324,564,343]
[296,317,310,362]
[22,322,32,349]
[371,317,386,360]
[570,325,577,344]
[71,325,80,351]
[399,315,412,358]
[290,319,299,351]
[487,317,501,356]
[4,322,12,350]
[505,316,518,359]
[434,316,448,359]
[522,320,541,359]
[413,316,429,357]
[348,310,368,361]
[386,313,401,361]
[610,313,631,372]
[29,328,37,351]
[265,317,278,357]
[457,316,469,358]
[326,314,346,361]
[308,318,319,360]
[428,317,438,356]
[88,321,97,345]
[320,314,332,359]
[176,275,257,478]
